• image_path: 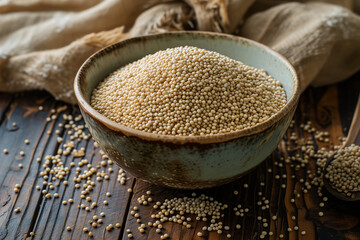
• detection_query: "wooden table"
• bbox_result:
[0,73,359,240]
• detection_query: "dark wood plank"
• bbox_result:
[30,108,85,239]
[0,91,67,239]
[30,109,134,240]
[338,71,360,137]
[0,93,12,121]
[0,92,134,240]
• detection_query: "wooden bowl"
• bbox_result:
[74,32,300,189]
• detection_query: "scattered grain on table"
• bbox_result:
[5,91,358,239]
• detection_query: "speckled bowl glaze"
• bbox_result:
[74,32,300,189]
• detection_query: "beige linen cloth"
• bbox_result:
[0,0,359,103]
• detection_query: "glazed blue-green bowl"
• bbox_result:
[74,32,300,189]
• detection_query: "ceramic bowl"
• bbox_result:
[74,32,300,189]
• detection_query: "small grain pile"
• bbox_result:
[91,46,286,136]
[325,144,360,194]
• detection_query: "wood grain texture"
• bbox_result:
[0,93,12,123]
[0,72,359,240]
[0,92,64,239]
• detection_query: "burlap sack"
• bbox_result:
[0,0,359,103]
[240,2,360,90]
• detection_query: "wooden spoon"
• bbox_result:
[323,94,360,201]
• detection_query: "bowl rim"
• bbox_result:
[74,31,300,144]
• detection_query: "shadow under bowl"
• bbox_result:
[74,31,300,189]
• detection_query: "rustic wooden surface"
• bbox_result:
[0,72,359,240]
